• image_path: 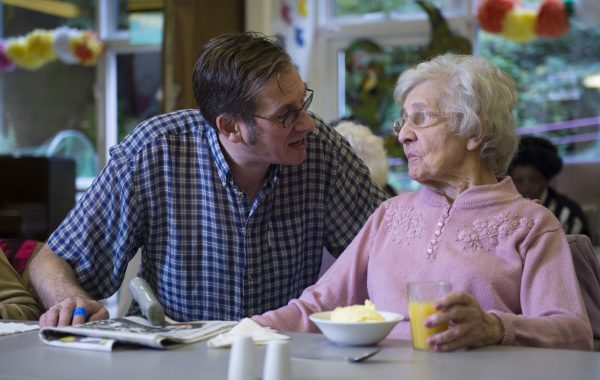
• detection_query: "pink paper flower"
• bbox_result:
[0,41,16,72]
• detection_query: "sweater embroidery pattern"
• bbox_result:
[383,203,424,244]
[456,213,533,252]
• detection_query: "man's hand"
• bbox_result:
[39,297,109,328]
[425,291,504,352]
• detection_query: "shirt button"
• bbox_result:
[430,239,437,245]
[434,230,441,236]
[426,248,433,254]
[238,192,244,199]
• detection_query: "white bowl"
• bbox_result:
[309,311,404,346]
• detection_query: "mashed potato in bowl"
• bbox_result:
[310,302,403,345]
[330,300,385,323]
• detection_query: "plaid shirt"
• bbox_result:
[49,109,387,321]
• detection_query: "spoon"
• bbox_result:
[346,348,381,362]
[292,348,381,363]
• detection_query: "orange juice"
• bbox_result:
[408,301,448,350]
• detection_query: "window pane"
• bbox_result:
[479,22,600,162]
[341,40,425,191]
[116,52,162,141]
[333,0,465,18]
[118,0,164,31]
[1,1,98,182]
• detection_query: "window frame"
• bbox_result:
[309,1,475,124]
[95,0,162,171]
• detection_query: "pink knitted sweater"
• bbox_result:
[253,177,593,350]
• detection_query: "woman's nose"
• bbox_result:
[397,122,416,144]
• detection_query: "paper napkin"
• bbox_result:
[207,318,289,348]
[0,322,39,336]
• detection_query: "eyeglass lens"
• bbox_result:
[284,90,313,128]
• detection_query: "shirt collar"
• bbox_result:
[205,124,231,186]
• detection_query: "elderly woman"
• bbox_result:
[253,54,593,351]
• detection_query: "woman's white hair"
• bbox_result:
[334,121,389,188]
[394,54,518,177]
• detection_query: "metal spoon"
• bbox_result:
[346,348,381,362]
[292,348,381,363]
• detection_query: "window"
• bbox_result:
[479,23,600,163]
[312,0,472,191]
[0,0,163,192]
[310,0,600,192]
[1,0,97,181]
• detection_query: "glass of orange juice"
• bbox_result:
[407,281,452,350]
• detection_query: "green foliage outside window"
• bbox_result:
[334,0,422,16]
[479,22,600,158]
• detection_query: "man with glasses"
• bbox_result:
[30,32,388,327]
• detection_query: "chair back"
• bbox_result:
[567,234,600,341]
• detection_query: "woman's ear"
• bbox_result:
[466,134,483,152]
[215,115,243,143]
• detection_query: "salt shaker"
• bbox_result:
[262,340,291,380]
[228,336,256,380]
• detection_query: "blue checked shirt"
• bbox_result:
[49,109,388,321]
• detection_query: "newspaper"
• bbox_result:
[39,316,237,351]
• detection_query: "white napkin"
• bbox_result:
[207,318,289,348]
[0,322,39,336]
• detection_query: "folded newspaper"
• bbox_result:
[39,316,237,351]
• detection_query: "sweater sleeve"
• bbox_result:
[491,223,593,350]
[0,252,42,320]
[252,204,387,332]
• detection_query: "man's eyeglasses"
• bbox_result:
[253,89,314,128]
[392,108,455,135]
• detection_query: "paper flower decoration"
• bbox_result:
[53,27,81,64]
[476,0,574,43]
[5,29,56,70]
[0,41,16,72]
[1,27,103,71]
[477,0,516,33]
[536,0,570,37]
[70,31,103,65]
[502,8,538,43]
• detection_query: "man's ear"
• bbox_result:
[215,115,243,143]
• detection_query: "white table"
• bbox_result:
[1,328,598,380]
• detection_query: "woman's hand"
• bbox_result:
[425,291,504,352]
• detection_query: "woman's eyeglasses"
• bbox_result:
[393,108,456,135]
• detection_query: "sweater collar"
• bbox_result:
[419,177,522,209]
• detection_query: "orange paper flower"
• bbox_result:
[477,0,517,33]
[70,31,103,65]
[535,0,570,38]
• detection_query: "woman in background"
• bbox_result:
[509,136,591,238]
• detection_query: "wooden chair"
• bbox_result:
[567,234,600,350]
